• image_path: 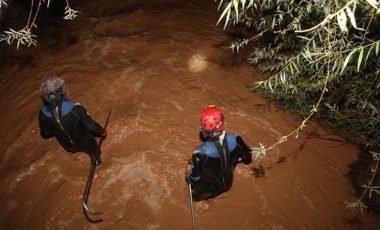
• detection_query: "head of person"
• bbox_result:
[200,105,225,139]
[40,76,69,106]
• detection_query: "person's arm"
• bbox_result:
[73,105,105,136]
[39,110,55,138]
[185,151,203,184]
[236,135,252,164]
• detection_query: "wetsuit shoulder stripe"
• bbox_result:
[41,106,52,118]
[226,134,237,151]
[61,101,79,116]
[196,142,220,158]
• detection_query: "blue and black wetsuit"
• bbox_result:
[186,132,252,201]
[39,101,104,157]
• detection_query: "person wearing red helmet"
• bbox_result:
[185,106,252,201]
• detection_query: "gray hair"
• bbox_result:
[40,77,69,105]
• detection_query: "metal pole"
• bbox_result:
[188,183,196,230]
[82,110,112,223]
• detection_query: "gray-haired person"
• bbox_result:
[38,77,107,165]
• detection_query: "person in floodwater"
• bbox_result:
[38,77,107,165]
[185,106,252,201]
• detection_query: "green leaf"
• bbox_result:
[248,0,254,7]
[366,45,374,64]
[274,75,278,89]
[280,72,286,86]
[365,0,378,9]
[292,61,300,73]
[234,0,239,21]
[296,36,311,41]
[357,47,364,72]
[369,187,380,199]
[217,0,224,10]
[268,79,273,92]
[370,151,380,160]
[254,80,265,88]
[341,49,356,75]
[376,41,379,56]
[302,48,312,62]
[346,7,357,29]
[216,2,232,26]
[225,3,232,29]
[289,62,294,75]
[337,10,347,32]
[241,0,246,9]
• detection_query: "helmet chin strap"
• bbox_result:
[201,129,224,142]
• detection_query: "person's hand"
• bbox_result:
[186,159,193,174]
[186,165,191,175]
[185,172,195,185]
[101,130,107,139]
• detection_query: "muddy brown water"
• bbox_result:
[0,0,379,229]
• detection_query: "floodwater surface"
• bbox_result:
[0,0,379,229]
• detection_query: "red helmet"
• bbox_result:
[200,106,225,133]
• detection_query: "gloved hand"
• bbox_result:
[185,160,192,184]
[185,173,194,185]
[185,159,192,176]
[101,130,107,139]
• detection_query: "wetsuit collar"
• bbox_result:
[218,131,226,145]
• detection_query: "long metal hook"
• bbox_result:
[188,183,196,230]
[82,110,112,222]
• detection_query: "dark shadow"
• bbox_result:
[277,156,287,164]
[343,217,364,229]
[199,131,207,143]
[251,165,266,178]
[348,150,380,216]
[66,35,79,46]
[209,24,256,68]
[93,3,141,18]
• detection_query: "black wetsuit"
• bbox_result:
[39,101,104,157]
[186,132,252,201]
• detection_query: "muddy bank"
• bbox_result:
[0,0,379,229]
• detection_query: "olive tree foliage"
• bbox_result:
[0,0,79,49]
[215,0,380,212]
[0,0,7,10]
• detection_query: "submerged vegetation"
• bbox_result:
[215,0,380,213]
